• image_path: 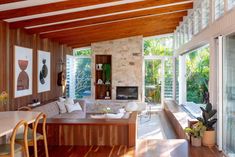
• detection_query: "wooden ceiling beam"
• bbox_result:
[68,27,175,48]
[40,11,186,39]
[0,0,120,20]
[54,20,179,43]
[51,19,178,46]
[26,3,192,34]
[64,27,176,46]
[9,0,191,29]
[0,0,25,5]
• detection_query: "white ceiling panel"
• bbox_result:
[0,0,66,11]
[5,0,143,22]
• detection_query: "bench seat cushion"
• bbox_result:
[32,99,86,119]
[33,101,59,118]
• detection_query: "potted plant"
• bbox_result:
[0,91,8,111]
[184,121,206,147]
[197,102,217,147]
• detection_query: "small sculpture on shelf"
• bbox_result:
[96,64,103,70]
[97,79,103,84]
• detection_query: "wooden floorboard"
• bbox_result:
[189,145,224,157]
[35,144,224,157]
[34,110,224,157]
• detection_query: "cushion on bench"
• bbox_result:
[33,101,59,118]
[32,99,86,119]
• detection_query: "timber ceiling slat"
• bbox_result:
[26,3,192,34]
[53,19,180,43]
[68,27,175,48]
[64,24,177,45]
[0,0,120,20]
[0,0,24,5]
[44,12,183,47]
[40,11,186,39]
[9,0,192,29]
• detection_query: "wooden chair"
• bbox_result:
[15,113,49,157]
[17,106,32,111]
[0,120,29,157]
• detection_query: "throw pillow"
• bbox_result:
[56,101,67,114]
[65,102,82,113]
[65,97,74,105]
[59,97,65,102]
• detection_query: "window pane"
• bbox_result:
[223,33,235,156]
[193,7,202,35]
[215,0,224,20]
[228,0,235,10]
[74,49,92,56]
[174,31,177,49]
[175,58,179,103]
[188,18,193,40]
[194,11,199,34]
[66,56,91,99]
[179,27,184,46]
[202,0,210,29]
[186,46,210,104]
[184,22,189,43]
[66,56,75,98]
[164,58,173,99]
[145,60,162,104]
[144,36,173,56]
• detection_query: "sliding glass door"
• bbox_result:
[222,33,235,156]
[144,57,174,106]
[145,59,162,105]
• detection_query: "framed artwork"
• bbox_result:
[14,46,33,98]
[38,50,51,93]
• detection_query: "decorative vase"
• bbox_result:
[191,137,201,147]
[106,91,110,97]
[202,130,215,147]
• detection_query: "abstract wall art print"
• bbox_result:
[14,46,33,98]
[38,50,51,93]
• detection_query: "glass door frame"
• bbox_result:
[218,33,235,156]
[217,36,223,151]
[144,56,174,107]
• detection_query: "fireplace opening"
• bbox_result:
[116,86,138,100]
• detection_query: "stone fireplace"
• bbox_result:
[91,36,143,101]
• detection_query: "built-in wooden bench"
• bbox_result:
[164,100,197,139]
[45,112,138,147]
[164,100,224,157]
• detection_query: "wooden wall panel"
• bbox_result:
[0,21,7,92]
[0,21,72,111]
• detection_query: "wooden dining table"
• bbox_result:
[0,111,40,137]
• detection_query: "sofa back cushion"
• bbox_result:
[57,101,67,114]
[74,99,86,112]
[32,101,60,118]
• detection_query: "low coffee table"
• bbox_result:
[87,104,120,114]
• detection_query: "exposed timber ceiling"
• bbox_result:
[0,0,193,48]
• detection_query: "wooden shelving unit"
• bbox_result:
[95,55,112,99]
